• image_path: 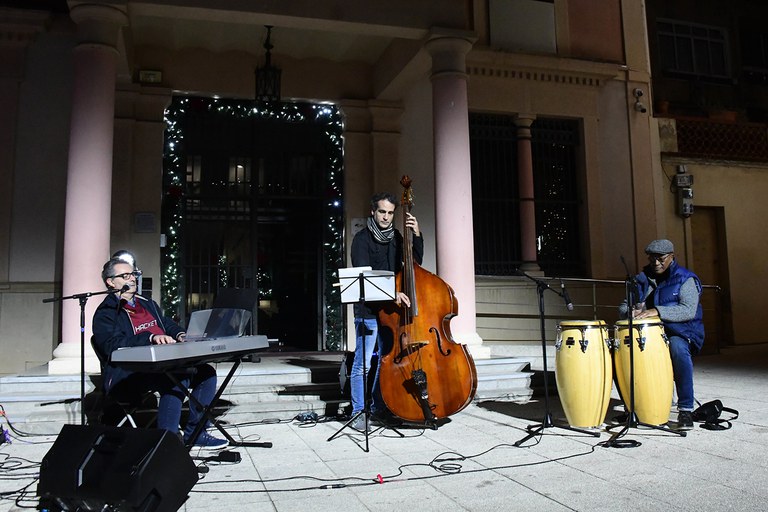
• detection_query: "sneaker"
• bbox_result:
[677,410,694,430]
[188,431,228,450]
[349,415,369,432]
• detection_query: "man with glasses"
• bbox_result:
[619,239,704,429]
[92,257,227,449]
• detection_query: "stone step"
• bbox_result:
[0,353,535,431]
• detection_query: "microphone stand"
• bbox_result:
[602,263,685,447]
[43,288,117,425]
[514,270,599,447]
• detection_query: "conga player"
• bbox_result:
[619,239,704,429]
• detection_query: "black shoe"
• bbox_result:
[677,410,694,430]
[612,412,629,424]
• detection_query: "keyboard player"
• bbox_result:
[91,257,228,450]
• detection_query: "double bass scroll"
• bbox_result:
[376,175,478,425]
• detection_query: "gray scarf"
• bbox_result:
[367,216,395,244]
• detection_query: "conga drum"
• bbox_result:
[613,317,674,425]
[555,320,612,428]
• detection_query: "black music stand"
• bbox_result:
[327,267,400,452]
[43,288,117,425]
[514,271,599,447]
[602,273,685,447]
[213,288,260,336]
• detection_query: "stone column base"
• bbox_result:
[49,341,100,375]
[453,330,490,359]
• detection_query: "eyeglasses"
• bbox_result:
[648,253,671,264]
[110,271,141,280]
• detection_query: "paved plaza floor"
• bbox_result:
[1,344,766,511]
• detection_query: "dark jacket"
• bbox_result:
[92,293,184,393]
[636,260,705,353]
[350,227,424,318]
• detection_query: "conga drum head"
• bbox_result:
[615,316,664,328]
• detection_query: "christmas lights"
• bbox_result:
[162,96,344,348]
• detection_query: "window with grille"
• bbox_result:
[469,114,583,277]
[657,19,730,80]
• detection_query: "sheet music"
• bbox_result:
[338,267,395,304]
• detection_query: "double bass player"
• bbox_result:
[348,192,423,431]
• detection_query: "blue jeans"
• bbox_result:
[350,317,384,415]
[668,335,695,411]
[111,364,218,437]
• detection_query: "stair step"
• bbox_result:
[0,353,536,431]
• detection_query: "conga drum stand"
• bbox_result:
[602,275,685,448]
[514,272,599,447]
[327,268,403,452]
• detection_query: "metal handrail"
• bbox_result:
[557,276,721,320]
[479,274,722,321]
[476,274,727,353]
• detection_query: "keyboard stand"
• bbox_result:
[165,358,273,450]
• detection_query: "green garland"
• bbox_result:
[162,96,344,350]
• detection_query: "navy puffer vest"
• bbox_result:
[636,260,705,353]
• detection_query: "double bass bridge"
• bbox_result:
[394,333,430,363]
[403,339,430,349]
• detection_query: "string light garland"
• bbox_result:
[162,96,344,349]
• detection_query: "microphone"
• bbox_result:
[560,280,574,311]
[119,284,130,293]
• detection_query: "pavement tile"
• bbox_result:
[2,345,768,512]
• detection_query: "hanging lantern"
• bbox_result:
[255,26,281,103]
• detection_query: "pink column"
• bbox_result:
[50,5,127,374]
[515,115,541,272]
[426,34,485,354]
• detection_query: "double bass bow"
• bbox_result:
[377,176,478,426]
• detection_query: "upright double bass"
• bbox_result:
[377,176,478,425]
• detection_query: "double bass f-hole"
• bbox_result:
[430,326,451,356]
[393,326,450,364]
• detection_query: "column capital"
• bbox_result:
[69,2,128,47]
[425,29,477,76]
[514,113,537,128]
[368,101,403,133]
[338,99,403,133]
[514,113,537,139]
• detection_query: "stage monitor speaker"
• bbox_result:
[37,424,198,512]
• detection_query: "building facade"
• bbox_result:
[1,0,764,375]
